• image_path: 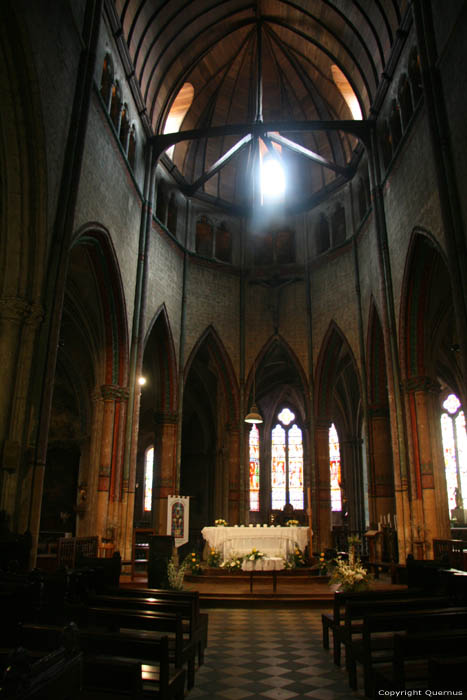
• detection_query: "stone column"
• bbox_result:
[153,412,178,534]
[405,376,451,558]
[227,423,240,524]
[315,419,332,551]
[367,407,395,526]
[95,384,128,541]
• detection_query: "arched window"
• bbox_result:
[398,74,413,131]
[329,423,342,511]
[164,82,194,159]
[167,193,178,237]
[100,54,113,109]
[195,217,213,257]
[441,393,467,513]
[316,214,330,255]
[249,424,260,511]
[389,99,402,151]
[271,408,304,510]
[110,81,122,132]
[408,47,422,105]
[128,125,136,170]
[275,230,295,264]
[144,446,154,512]
[156,180,167,223]
[215,223,232,263]
[119,103,130,149]
[332,205,346,246]
[381,120,392,170]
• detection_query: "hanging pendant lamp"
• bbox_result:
[245,359,263,423]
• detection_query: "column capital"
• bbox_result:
[0,296,36,323]
[154,411,178,425]
[404,376,440,394]
[101,384,129,401]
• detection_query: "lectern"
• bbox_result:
[147,535,174,589]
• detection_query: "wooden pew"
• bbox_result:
[16,623,185,700]
[346,606,467,696]
[428,655,467,691]
[79,630,185,700]
[321,588,430,664]
[373,628,467,694]
[67,604,196,690]
[96,587,208,665]
[0,638,82,699]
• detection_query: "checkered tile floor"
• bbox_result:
[189,608,363,699]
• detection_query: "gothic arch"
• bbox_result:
[142,304,178,415]
[184,325,239,425]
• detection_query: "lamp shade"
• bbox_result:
[244,403,263,424]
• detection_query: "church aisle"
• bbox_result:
[189,607,363,699]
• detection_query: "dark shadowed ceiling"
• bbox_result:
[113,0,408,211]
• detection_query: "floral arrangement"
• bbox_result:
[245,547,264,561]
[286,544,306,569]
[167,555,187,590]
[318,551,331,574]
[207,548,222,568]
[329,537,371,592]
[220,555,243,571]
[329,557,371,592]
[183,551,203,575]
[214,518,228,527]
[285,519,300,527]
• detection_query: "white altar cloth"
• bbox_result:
[201,525,309,559]
[241,556,285,572]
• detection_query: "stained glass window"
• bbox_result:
[441,394,467,513]
[270,409,304,510]
[329,423,342,511]
[249,424,260,511]
[144,447,154,512]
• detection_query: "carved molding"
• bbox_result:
[0,297,44,326]
[405,376,440,394]
[101,384,129,401]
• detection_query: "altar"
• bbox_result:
[201,525,309,560]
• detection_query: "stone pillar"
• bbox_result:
[0,298,39,519]
[96,385,128,541]
[315,419,332,551]
[153,412,178,534]
[405,376,451,558]
[367,408,395,526]
[341,436,365,534]
[227,424,240,524]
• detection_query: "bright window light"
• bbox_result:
[163,82,194,158]
[261,156,286,201]
[331,65,362,120]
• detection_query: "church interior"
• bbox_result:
[0,0,467,700]
[2,0,467,696]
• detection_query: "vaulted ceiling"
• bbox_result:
[113,0,408,211]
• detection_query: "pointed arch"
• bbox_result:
[367,299,388,409]
[247,335,309,422]
[143,304,178,414]
[72,225,129,386]
[314,321,361,422]
[400,230,451,381]
[184,325,239,424]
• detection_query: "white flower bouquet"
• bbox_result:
[245,548,264,561]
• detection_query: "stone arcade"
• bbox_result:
[1,0,467,572]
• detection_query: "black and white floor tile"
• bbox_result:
[189,608,363,699]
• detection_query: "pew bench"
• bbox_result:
[79,630,185,700]
[321,588,426,664]
[372,629,467,695]
[0,645,82,699]
[346,607,467,696]
[68,604,196,690]
[95,588,208,666]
